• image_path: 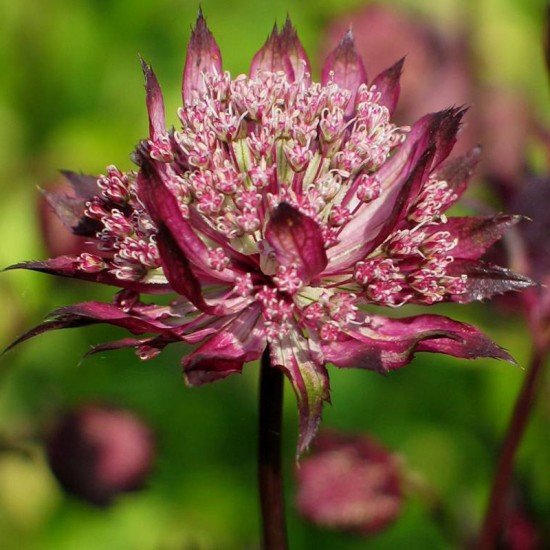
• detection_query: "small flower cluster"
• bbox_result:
[78,166,161,281]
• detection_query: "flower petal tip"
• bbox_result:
[140,58,166,142]
[250,16,311,83]
[182,9,222,102]
[372,57,405,114]
[322,28,367,112]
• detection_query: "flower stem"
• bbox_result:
[479,344,547,549]
[258,346,288,550]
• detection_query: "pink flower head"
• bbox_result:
[295,430,402,535]
[46,404,156,506]
[7,13,534,454]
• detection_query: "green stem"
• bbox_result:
[258,346,288,550]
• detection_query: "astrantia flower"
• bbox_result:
[46,404,156,506]
[296,430,403,535]
[8,13,534,454]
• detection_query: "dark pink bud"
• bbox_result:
[46,404,156,506]
[296,430,403,535]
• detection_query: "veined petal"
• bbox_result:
[279,16,311,84]
[371,57,405,116]
[177,312,234,344]
[250,17,311,84]
[436,215,522,260]
[155,224,217,313]
[182,9,222,103]
[251,24,279,74]
[326,146,434,272]
[378,108,464,189]
[5,257,171,294]
[136,155,240,283]
[323,313,514,373]
[155,225,252,316]
[182,305,266,385]
[270,327,330,456]
[60,170,99,199]
[326,109,465,272]
[41,188,101,237]
[446,260,537,303]
[435,146,481,200]
[430,106,467,169]
[4,301,179,354]
[140,58,166,142]
[83,334,172,360]
[265,202,328,283]
[321,30,367,116]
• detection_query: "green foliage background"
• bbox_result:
[0,0,549,548]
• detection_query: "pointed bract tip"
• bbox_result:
[250,16,311,84]
[139,56,166,142]
[193,6,208,31]
[321,27,367,106]
[336,26,354,44]
[189,8,216,46]
[183,9,222,102]
[281,14,297,37]
[372,57,406,115]
[140,56,159,96]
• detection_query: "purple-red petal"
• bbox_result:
[447,260,537,303]
[265,202,328,284]
[182,307,266,386]
[371,57,404,116]
[141,58,166,142]
[136,153,239,284]
[321,30,367,116]
[439,215,522,260]
[270,329,330,456]
[4,301,179,355]
[182,10,223,103]
[250,17,311,84]
[155,224,215,313]
[279,17,311,84]
[435,146,481,200]
[5,257,171,294]
[323,313,514,373]
[327,108,466,272]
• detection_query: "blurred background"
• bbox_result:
[1,0,549,548]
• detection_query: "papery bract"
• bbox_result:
[6,12,535,454]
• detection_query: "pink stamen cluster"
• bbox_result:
[77,166,161,281]
[75,58,469,340]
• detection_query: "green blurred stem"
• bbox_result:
[479,343,547,549]
[258,346,288,550]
